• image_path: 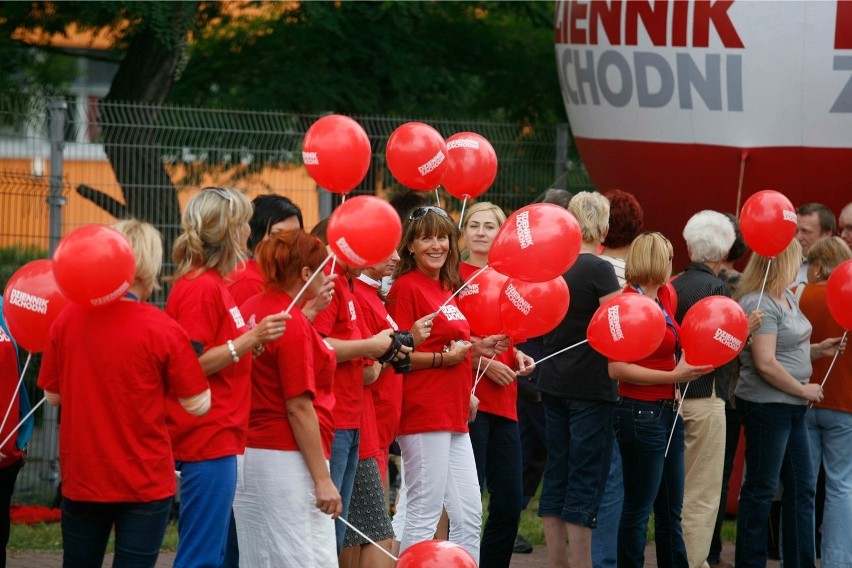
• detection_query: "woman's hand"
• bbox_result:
[368,329,396,359]
[443,340,472,366]
[250,312,291,346]
[672,352,715,383]
[410,313,436,347]
[468,393,480,423]
[303,276,337,322]
[471,334,510,359]
[515,349,535,377]
[314,478,343,519]
[812,336,846,360]
[800,382,824,404]
[747,309,764,334]
[485,360,516,386]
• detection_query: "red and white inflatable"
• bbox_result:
[555,0,852,265]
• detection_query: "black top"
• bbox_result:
[671,262,732,399]
[537,254,621,401]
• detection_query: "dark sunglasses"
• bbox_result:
[408,206,449,221]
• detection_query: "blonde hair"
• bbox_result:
[625,232,674,286]
[568,191,610,243]
[462,201,506,229]
[806,236,852,280]
[172,187,252,278]
[736,239,802,299]
[112,219,164,291]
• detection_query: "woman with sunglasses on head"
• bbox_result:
[166,187,291,568]
[387,205,507,563]
[608,232,714,568]
[459,201,534,568]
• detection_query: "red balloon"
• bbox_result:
[441,132,498,200]
[488,203,582,282]
[499,276,570,342]
[386,122,448,191]
[2,260,70,352]
[739,190,797,257]
[587,294,666,362]
[680,296,749,367]
[53,225,136,307]
[302,115,372,194]
[457,267,510,336]
[396,540,477,568]
[827,259,852,330]
[327,196,402,268]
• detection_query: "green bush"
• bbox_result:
[0,246,48,292]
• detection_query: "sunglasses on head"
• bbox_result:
[408,206,449,221]
[205,187,233,202]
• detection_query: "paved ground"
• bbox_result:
[7,542,780,567]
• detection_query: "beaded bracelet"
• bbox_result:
[226,339,240,363]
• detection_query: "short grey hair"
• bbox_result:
[683,210,736,263]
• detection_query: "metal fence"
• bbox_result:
[0,92,593,504]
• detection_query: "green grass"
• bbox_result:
[9,521,179,552]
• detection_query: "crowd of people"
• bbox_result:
[0,187,846,568]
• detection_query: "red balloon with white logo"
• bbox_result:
[457,267,510,337]
[327,196,402,268]
[2,259,70,352]
[488,203,582,282]
[499,276,570,342]
[386,122,448,191]
[680,296,749,368]
[396,540,477,568]
[587,294,666,362]
[555,1,850,267]
[441,132,498,200]
[302,114,372,194]
[826,259,852,330]
[739,190,797,257]
[52,225,136,307]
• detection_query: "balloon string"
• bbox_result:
[810,330,849,409]
[532,339,589,367]
[434,265,490,317]
[0,396,45,451]
[0,352,30,438]
[472,354,497,395]
[458,197,468,230]
[755,258,772,311]
[284,254,332,315]
[735,150,747,217]
[472,356,483,393]
[664,382,688,458]
[308,493,398,561]
[435,188,442,208]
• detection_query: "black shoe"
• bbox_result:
[513,534,533,554]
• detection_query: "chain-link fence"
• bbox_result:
[0,91,593,504]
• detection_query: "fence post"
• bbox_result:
[554,123,570,189]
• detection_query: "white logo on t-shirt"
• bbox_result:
[229,306,246,329]
[348,300,357,322]
[440,305,467,322]
[385,314,399,331]
[0,328,10,343]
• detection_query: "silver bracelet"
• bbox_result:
[226,339,240,363]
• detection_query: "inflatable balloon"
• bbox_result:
[488,203,582,282]
[826,259,852,330]
[739,190,797,257]
[2,259,70,352]
[52,225,136,307]
[441,132,498,200]
[554,1,850,268]
[587,294,666,362]
[396,540,477,568]
[386,122,448,191]
[457,267,510,337]
[499,276,570,342]
[680,296,749,367]
[327,196,402,268]
[302,114,372,194]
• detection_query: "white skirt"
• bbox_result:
[234,448,337,568]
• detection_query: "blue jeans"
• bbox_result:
[592,439,623,568]
[469,411,523,568]
[735,398,816,568]
[517,393,547,510]
[175,456,237,568]
[330,428,360,553]
[539,396,614,527]
[614,397,687,568]
[807,408,852,567]
[61,496,172,568]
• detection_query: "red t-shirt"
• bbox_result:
[37,301,209,502]
[228,259,264,307]
[312,265,366,430]
[0,325,25,467]
[166,269,252,460]
[616,285,681,401]
[459,263,518,421]
[240,290,336,457]
[386,270,472,434]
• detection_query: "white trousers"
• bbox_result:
[394,431,482,563]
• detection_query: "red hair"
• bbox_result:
[254,230,327,289]
[603,189,644,248]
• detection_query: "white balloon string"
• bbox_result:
[755,258,771,311]
[435,188,442,208]
[434,265,489,317]
[458,197,468,230]
[472,354,497,395]
[532,339,589,367]
[471,356,483,394]
[664,383,689,458]
[307,492,398,561]
[284,254,332,315]
[0,395,45,451]
[0,352,30,438]
[820,330,848,388]
[735,150,747,216]
[341,194,346,204]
